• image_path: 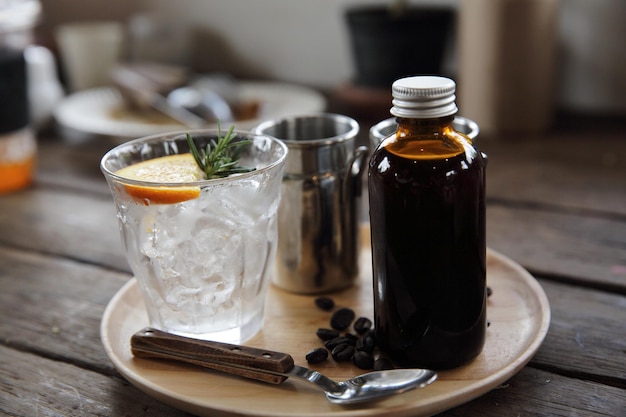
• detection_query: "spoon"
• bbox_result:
[167,86,234,124]
[131,327,437,404]
[110,63,207,129]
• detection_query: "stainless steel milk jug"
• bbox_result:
[254,114,368,293]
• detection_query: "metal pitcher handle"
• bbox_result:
[340,145,369,275]
[344,145,369,199]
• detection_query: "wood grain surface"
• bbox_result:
[1,125,625,416]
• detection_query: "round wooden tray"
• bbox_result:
[101,234,550,417]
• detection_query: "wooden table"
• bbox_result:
[1,118,625,416]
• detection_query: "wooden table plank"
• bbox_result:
[3,341,624,417]
[2,244,624,394]
[0,187,128,271]
[0,345,194,417]
[480,134,626,217]
[35,133,626,217]
[438,367,626,416]
[35,137,113,196]
[487,205,626,292]
[0,246,130,374]
[3,187,623,292]
[24,135,626,292]
[531,279,626,387]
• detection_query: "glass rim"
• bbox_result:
[100,128,288,188]
[253,113,359,148]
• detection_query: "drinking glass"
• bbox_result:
[101,129,287,343]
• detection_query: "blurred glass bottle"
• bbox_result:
[0,0,41,194]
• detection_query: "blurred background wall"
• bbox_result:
[37,0,626,117]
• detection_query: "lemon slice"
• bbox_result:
[115,154,203,204]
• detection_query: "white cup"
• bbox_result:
[55,21,124,91]
[25,45,64,128]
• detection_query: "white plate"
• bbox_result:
[101,235,551,417]
[54,82,326,143]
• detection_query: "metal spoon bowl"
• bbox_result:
[290,365,436,404]
[131,327,437,405]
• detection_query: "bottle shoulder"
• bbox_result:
[377,129,478,161]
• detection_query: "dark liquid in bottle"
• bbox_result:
[368,133,486,369]
[0,47,28,133]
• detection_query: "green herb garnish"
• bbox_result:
[185,123,255,179]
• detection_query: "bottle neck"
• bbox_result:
[395,115,455,138]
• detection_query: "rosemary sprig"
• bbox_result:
[185,123,255,179]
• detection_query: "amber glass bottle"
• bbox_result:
[368,76,486,369]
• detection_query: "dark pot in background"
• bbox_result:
[345,6,455,89]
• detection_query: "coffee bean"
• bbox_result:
[324,336,355,350]
[330,307,355,330]
[362,329,375,340]
[316,328,340,341]
[487,286,493,297]
[353,317,372,334]
[314,297,335,311]
[352,351,374,370]
[310,307,381,372]
[344,333,359,343]
[305,347,328,364]
[373,357,394,371]
[331,344,355,362]
[356,334,375,354]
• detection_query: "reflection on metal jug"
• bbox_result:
[254,114,368,294]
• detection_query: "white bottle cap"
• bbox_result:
[390,76,458,118]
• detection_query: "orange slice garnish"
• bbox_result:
[115,154,203,204]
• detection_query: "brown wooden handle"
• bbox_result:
[130,327,294,384]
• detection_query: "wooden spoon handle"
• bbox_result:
[130,327,294,384]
